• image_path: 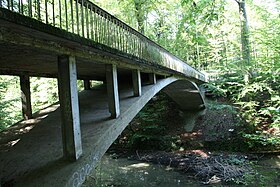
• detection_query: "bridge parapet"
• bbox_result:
[0,0,205,82]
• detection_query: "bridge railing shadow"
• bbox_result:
[0,0,205,82]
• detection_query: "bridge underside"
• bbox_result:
[0,78,204,187]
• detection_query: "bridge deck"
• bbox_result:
[0,78,177,187]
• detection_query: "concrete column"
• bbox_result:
[132,69,141,96]
[20,75,32,120]
[58,55,82,161]
[106,64,120,118]
[84,79,91,90]
[149,73,156,84]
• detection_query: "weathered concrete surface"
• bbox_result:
[163,80,206,110]
[0,77,204,187]
[0,9,206,83]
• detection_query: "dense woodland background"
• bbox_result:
[0,0,279,151]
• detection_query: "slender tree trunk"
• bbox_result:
[236,0,250,66]
[134,0,145,34]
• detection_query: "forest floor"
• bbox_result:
[109,93,280,185]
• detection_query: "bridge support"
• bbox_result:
[149,73,156,84]
[106,64,120,118]
[20,75,32,120]
[132,69,141,96]
[84,79,91,90]
[58,55,82,161]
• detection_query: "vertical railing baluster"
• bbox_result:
[134,35,137,57]
[127,30,130,54]
[125,29,128,53]
[103,14,106,43]
[119,23,124,52]
[103,14,108,45]
[100,13,103,43]
[94,8,97,42]
[75,0,79,35]
[100,11,103,43]
[132,34,134,56]
[108,17,111,47]
[11,0,14,11]
[104,14,107,45]
[112,20,116,49]
[20,0,23,14]
[37,0,41,20]
[138,37,140,58]
[97,12,100,43]
[90,5,93,40]
[120,25,123,52]
[59,0,62,28]
[117,22,120,51]
[45,0,48,24]
[52,0,55,26]
[64,0,68,31]
[7,0,10,10]
[86,2,89,38]
[81,0,84,37]
[123,26,127,53]
[135,35,137,56]
[28,0,32,17]
[18,0,20,13]
[102,13,105,43]
[70,0,74,33]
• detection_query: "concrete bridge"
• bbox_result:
[0,1,206,186]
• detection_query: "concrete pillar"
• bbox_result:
[58,55,82,161]
[132,69,141,96]
[149,73,156,84]
[84,79,91,90]
[20,75,32,120]
[106,64,120,118]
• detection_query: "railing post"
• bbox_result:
[106,64,120,118]
[20,75,32,120]
[132,69,141,96]
[58,55,82,161]
[148,73,156,84]
[83,79,91,90]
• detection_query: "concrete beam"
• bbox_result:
[57,55,82,161]
[149,73,156,84]
[20,75,32,120]
[83,80,91,90]
[132,69,142,96]
[106,64,120,118]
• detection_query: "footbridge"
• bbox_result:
[0,1,206,186]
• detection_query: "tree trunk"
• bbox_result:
[236,0,250,66]
[134,0,145,34]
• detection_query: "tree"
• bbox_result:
[133,0,146,34]
[235,0,251,66]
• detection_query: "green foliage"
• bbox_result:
[31,77,59,112]
[116,92,183,151]
[203,83,227,97]
[0,76,22,130]
[211,68,280,151]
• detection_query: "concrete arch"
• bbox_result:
[163,79,206,111]
[9,77,205,187]
[64,77,205,187]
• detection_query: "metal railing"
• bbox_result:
[0,0,205,81]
